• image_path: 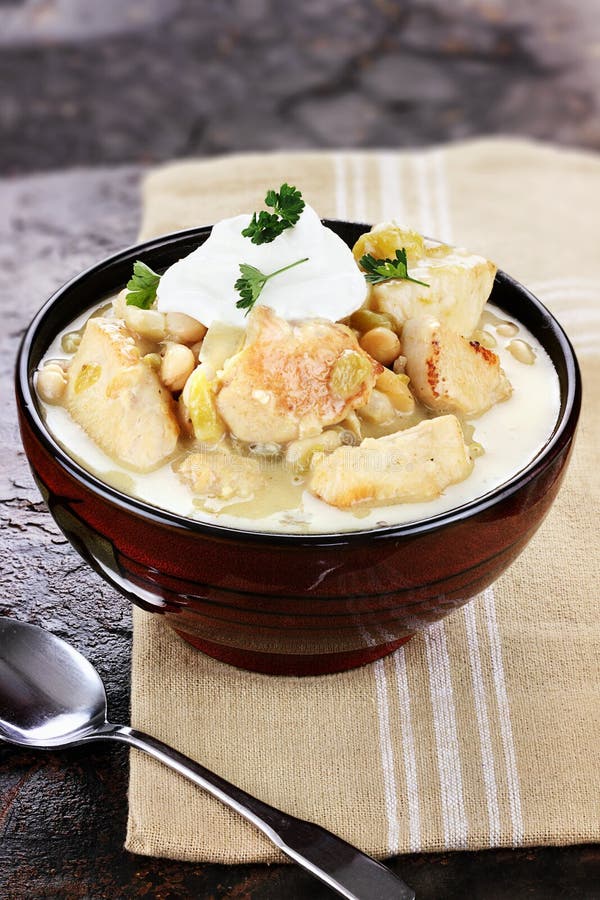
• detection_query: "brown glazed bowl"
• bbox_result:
[16,223,582,676]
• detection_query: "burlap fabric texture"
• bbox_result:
[126,139,599,862]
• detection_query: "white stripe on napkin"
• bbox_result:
[374,657,401,854]
[350,153,368,223]
[377,152,405,223]
[431,149,453,244]
[483,588,524,846]
[464,601,502,846]
[333,154,348,221]
[424,622,469,847]
[392,647,422,853]
[412,154,435,237]
[358,623,400,856]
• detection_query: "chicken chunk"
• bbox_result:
[216,306,382,444]
[177,451,264,500]
[356,225,496,336]
[309,415,473,509]
[65,317,179,471]
[402,315,512,417]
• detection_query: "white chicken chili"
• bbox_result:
[36,187,560,534]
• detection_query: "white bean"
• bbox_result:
[496,322,519,338]
[359,327,401,366]
[46,358,70,372]
[124,306,166,342]
[507,339,536,365]
[160,343,196,392]
[37,364,67,404]
[61,331,82,354]
[165,312,207,344]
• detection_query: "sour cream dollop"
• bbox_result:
[156,204,367,327]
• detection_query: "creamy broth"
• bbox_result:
[39,302,560,534]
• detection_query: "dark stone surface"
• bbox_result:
[1,0,600,175]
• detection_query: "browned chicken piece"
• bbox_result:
[355,224,497,336]
[402,315,512,418]
[216,306,382,444]
[65,317,179,471]
[309,415,473,509]
[177,452,264,500]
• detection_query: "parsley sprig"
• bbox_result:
[125,260,161,308]
[235,257,309,314]
[359,249,429,287]
[241,183,305,245]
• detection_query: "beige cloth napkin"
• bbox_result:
[126,138,600,863]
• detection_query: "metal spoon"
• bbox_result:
[0,617,414,899]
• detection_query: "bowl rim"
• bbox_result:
[15,222,582,548]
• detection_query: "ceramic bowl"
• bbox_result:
[15,223,582,675]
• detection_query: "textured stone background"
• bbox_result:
[2,2,600,898]
[1,0,600,173]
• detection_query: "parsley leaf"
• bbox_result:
[242,211,288,245]
[234,264,268,312]
[359,249,430,287]
[265,183,305,225]
[125,260,161,308]
[242,183,305,245]
[235,257,309,314]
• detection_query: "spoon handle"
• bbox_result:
[98,723,414,900]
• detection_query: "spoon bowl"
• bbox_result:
[0,617,107,747]
[0,616,414,900]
